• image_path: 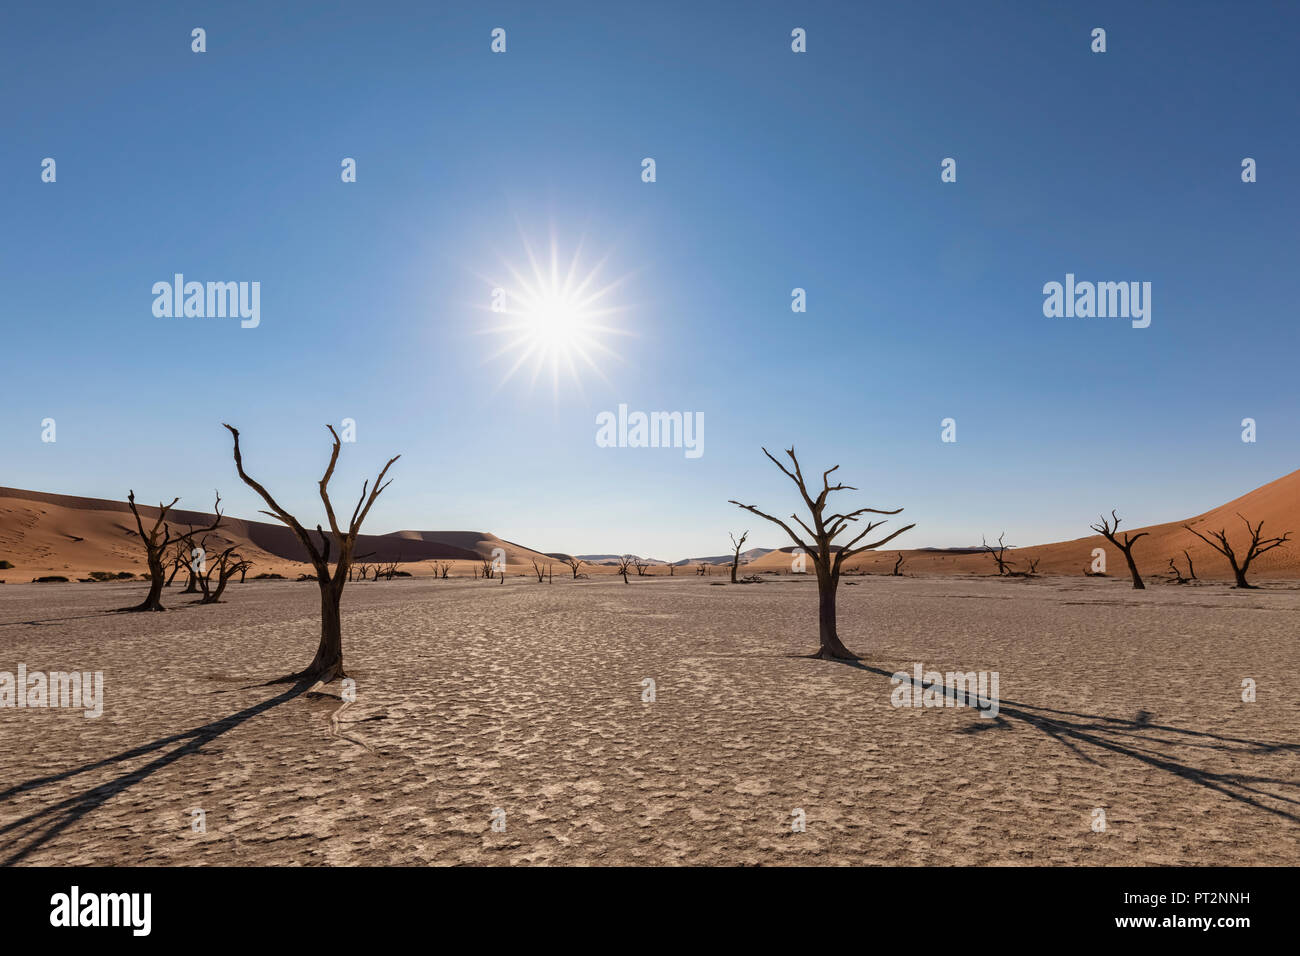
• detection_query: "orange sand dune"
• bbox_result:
[3,469,1297,582]
[0,487,558,580]
[748,468,1300,581]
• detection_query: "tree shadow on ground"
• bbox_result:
[0,679,315,866]
[823,657,1299,823]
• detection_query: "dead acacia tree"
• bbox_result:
[1090,511,1148,589]
[123,491,223,612]
[564,556,585,579]
[1166,556,1191,585]
[196,545,251,604]
[634,558,649,576]
[530,559,549,583]
[981,533,1015,576]
[615,556,633,584]
[225,423,398,683]
[892,552,905,576]
[1184,515,1292,589]
[730,446,914,660]
[729,530,749,584]
[434,561,452,579]
[478,556,497,581]
[164,540,189,587]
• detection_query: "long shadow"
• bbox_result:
[821,657,1300,823]
[0,679,314,866]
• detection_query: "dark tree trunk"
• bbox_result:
[1122,550,1145,589]
[301,579,345,681]
[730,554,740,583]
[182,570,200,594]
[813,568,857,660]
[1233,566,1252,589]
[128,560,167,612]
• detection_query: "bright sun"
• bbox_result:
[480,232,630,396]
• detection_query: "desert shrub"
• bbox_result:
[33,575,70,583]
[0,560,13,569]
[254,572,286,580]
[88,571,116,582]
[297,573,318,582]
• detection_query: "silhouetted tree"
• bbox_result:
[981,533,1015,576]
[123,491,222,612]
[1090,511,1148,589]
[197,545,250,604]
[164,540,189,587]
[225,423,398,682]
[729,530,749,584]
[1184,515,1292,589]
[615,556,633,584]
[564,556,585,579]
[892,552,905,576]
[730,446,914,660]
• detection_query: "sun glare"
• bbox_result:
[479,231,631,397]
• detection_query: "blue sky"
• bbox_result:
[2,1,1297,559]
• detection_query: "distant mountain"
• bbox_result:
[675,547,774,566]
[574,554,669,565]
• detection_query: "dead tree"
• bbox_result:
[981,533,1015,576]
[1183,550,1197,581]
[530,559,547,583]
[730,446,914,660]
[164,540,189,587]
[478,556,496,581]
[1089,511,1148,589]
[1166,556,1191,585]
[634,558,649,576]
[123,491,222,612]
[435,561,452,579]
[198,545,250,604]
[615,556,633,584]
[696,563,708,576]
[225,423,398,683]
[729,531,749,584]
[185,532,214,594]
[1184,515,1292,589]
[668,563,675,576]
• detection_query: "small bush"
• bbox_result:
[254,573,286,580]
[33,575,70,583]
[0,560,14,570]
